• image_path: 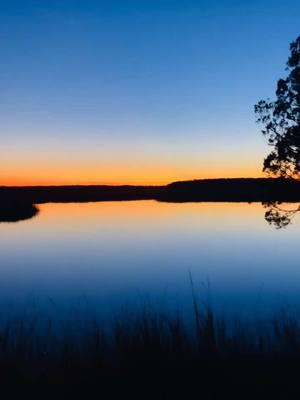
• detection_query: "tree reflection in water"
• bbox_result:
[263,202,300,229]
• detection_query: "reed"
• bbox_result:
[0,302,300,398]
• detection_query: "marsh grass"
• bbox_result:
[0,302,300,399]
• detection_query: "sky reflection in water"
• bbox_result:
[1,201,300,320]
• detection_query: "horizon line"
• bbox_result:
[0,176,284,188]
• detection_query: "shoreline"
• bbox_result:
[2,178,300,204]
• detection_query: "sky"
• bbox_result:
[1,0,300,186]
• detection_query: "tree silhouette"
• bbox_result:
[255,35,300,178]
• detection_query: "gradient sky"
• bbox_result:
[1,0,300,185]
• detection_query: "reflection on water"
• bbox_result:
[0,201,300,320]
[3,200,300,231]
[263,202,300,229]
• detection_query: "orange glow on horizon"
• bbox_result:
[0,166,263,186]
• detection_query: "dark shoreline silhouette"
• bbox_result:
[2,178,300,222]
[0,184,164,204]
[0,202,39,223]
[2,178,300,204]
[163,178,300,202]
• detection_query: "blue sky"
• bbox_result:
[1,0,300,184]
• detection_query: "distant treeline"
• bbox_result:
[2,178,300,206]
[0,184,163,204]
[162,178,300,202]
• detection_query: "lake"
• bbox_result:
[1,201,300,322]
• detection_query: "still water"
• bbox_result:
[1,201,300,320]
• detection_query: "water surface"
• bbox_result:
[1,201,300,320]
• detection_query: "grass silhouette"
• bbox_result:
[0,300,300,399]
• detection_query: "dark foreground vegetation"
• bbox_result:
[2,305,300,399]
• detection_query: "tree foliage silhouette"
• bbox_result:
[255,35,300,178]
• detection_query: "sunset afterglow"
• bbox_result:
[1,1,297,186]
